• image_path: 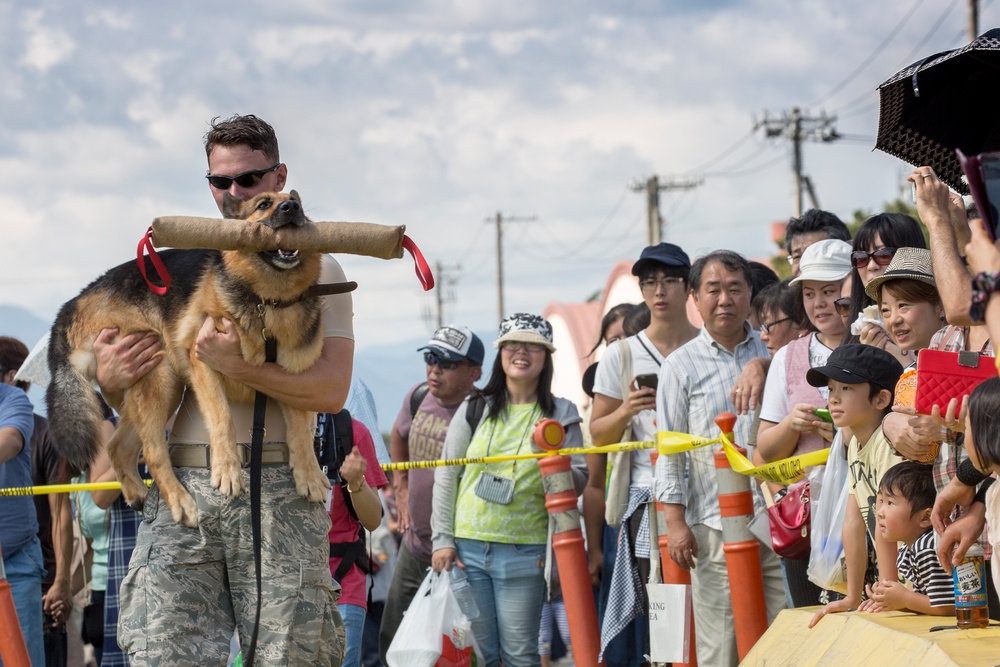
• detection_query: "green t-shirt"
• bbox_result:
[454,402,548,545]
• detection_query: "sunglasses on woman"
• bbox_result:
[205,163,282,190]
[850,247,896,269]
[833,297,852,317]
[423,352,466,370]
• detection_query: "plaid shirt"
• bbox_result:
[103,464,147,667]
[928,326,993,559]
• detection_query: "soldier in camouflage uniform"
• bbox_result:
[101,115,348,665]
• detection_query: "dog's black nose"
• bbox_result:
[278,199,300,214]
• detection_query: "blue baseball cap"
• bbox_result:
[632,243,691,276]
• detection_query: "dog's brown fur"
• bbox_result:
[47,191,330,527]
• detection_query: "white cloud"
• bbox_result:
[19,10,75,73]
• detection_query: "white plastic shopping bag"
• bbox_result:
[646,583,691,664]
[386,569,483,667]
[807,431,849,593]
[386,570,447,667]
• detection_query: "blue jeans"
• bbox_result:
[455,539,545,667]
[0,536,45,667]
[339,602,367,667]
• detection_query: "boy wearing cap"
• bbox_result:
[807,344,905,628]
[589,242,699,658]
[379,325,483,664]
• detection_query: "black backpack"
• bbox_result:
[409,382,485,432]
[315,409,374,583]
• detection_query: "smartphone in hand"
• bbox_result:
[635,373,658,391]
[812,408,833,423]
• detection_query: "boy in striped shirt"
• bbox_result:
[866,461,956,615]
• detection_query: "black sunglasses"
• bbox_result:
[423,351,465,370]
[205,163,281,190]
[851,247,896,269]
[833,297,852,317]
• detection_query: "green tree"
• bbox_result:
[848,199,929,246]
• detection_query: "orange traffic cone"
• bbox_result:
[0,546,31,667]
[536,421,603,667]
[713,413,768,661]
[651,451,697,667]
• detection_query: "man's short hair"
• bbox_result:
[784,209,851,252]
[690,250,753,293]
[204,114,280,163]
[879,461,936,514]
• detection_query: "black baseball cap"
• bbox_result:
[806,344,903,392]
[631,242,691,276]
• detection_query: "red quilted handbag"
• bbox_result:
[768,480,810,560]
[915,349,995,415]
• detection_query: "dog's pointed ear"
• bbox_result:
[221,192,242,219]
[289,189,301,203]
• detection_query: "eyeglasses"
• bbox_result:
[423,352,466,370]
[850,247,896,269]
[760,317,792,334]
[501,341,545,353]
[786,253,802,266]
[205,163,281,190]
[833,297,852,317]
[639,277,686,292]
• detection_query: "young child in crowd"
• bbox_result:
[807,344,904,628]
[864,462,955,615]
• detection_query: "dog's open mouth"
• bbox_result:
[261,248,301,270]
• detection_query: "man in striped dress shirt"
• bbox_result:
[654,250,786,667]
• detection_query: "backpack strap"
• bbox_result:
[329,524,372,583]
[465,393,486,433]
[409,382,430,419]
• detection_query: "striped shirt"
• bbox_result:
[654,325,769,530]
[896,529,955,608]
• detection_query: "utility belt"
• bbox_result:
[168,442,290,468]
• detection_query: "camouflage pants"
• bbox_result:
[118,466,346,666]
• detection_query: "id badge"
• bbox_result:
[474,472,515,505]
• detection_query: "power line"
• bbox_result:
[807,0,926,108]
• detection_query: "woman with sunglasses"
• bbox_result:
[431,313,586,667]
[843,213,926,363]
[755,239,852,606]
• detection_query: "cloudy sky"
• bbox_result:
[1,0,993,356]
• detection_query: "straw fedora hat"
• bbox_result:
[864,247,935,301]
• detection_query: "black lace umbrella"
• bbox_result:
[876,28,1000,194]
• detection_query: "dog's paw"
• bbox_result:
[211,460,246,499]
[121,481,148,511]
[293,465,331,503]
[169,492,200,528]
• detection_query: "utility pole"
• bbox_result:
[432,261,461,329]
[755,106,839,217]
[488,211,535,322]
[630,174,703,245]
[969,0,979,42]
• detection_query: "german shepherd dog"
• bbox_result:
[47,190,330,527]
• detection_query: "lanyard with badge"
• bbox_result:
[474,405,539,505]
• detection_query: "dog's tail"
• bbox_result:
[46,307,106,472]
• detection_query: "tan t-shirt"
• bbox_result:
[169,254,354,445]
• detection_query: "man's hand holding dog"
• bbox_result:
[94,328,162,406]
[195,317,245,377]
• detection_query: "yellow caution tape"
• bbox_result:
[0,479,153,498]
[381,439,656,472]
[656,430,723,455]
[720,432,830,484]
